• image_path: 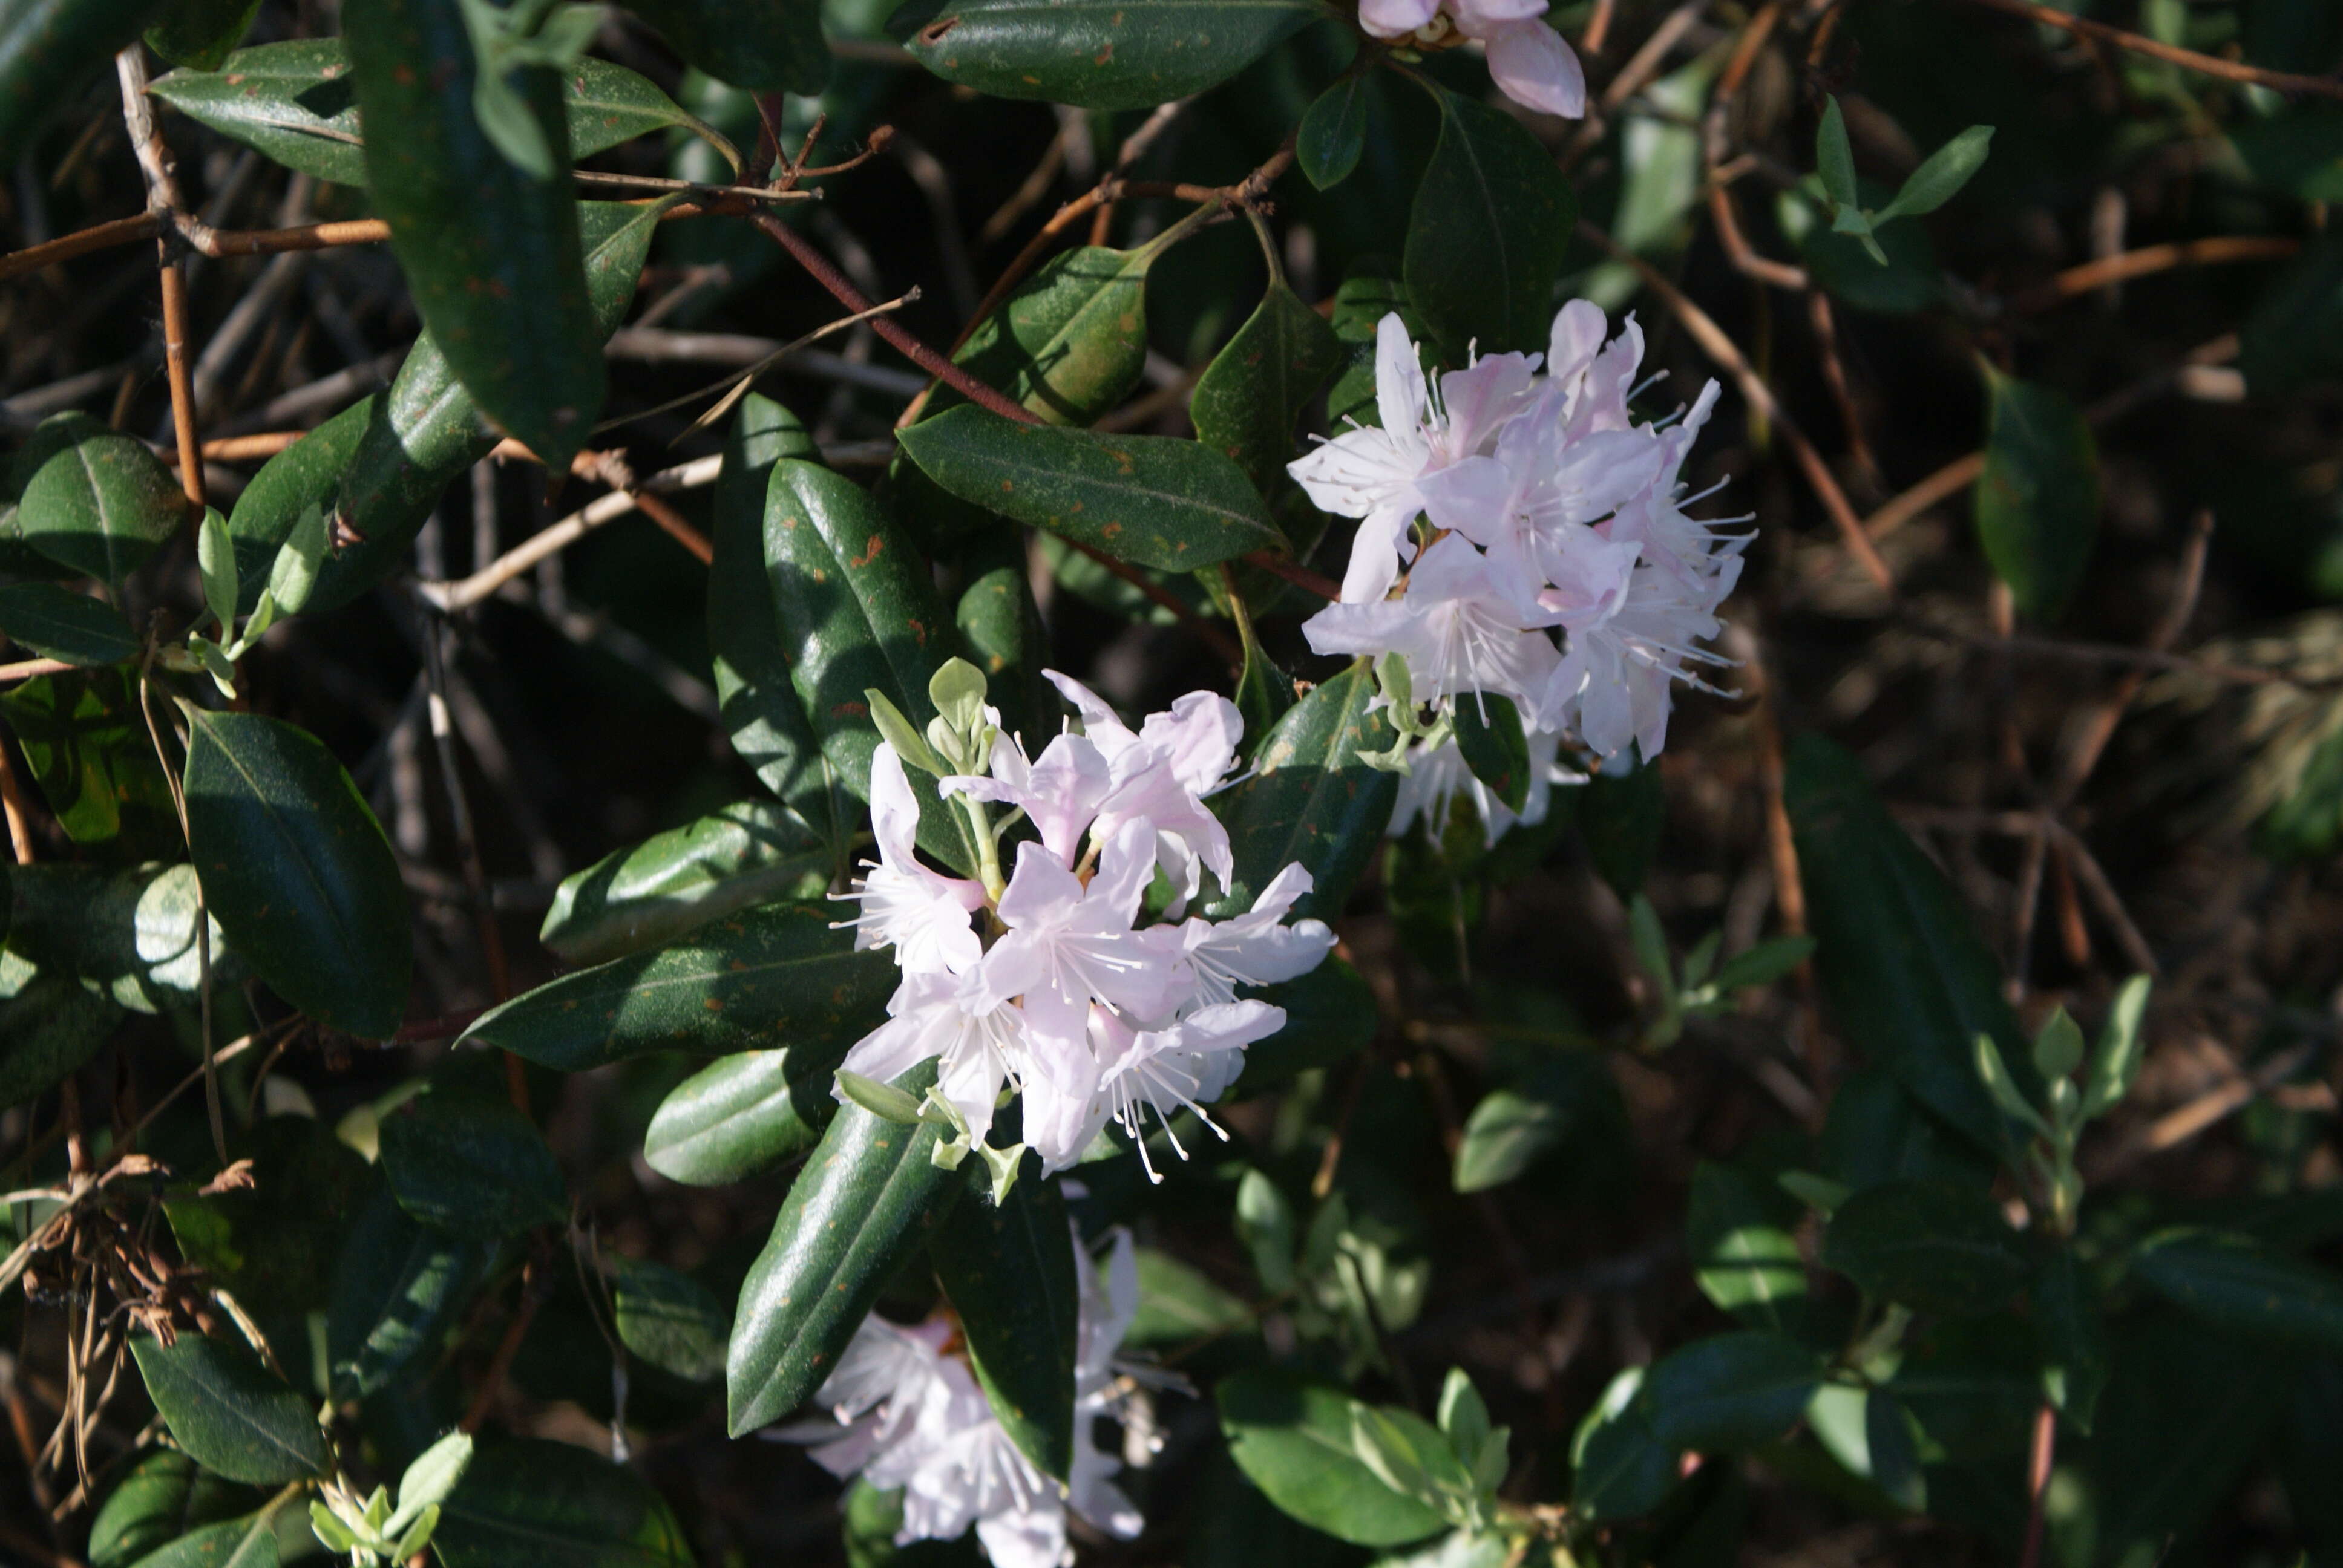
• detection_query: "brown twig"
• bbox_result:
[116,50,202,512]
[1582,0,1617,53]
[460,1255,552,1433]
[1805,291,1879,489]
[2021,235,2302,310]
[419,455,725,613]
[1955,0,2343,100]
[2017,1401,2057,1568]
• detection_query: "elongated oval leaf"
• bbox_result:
[344,0,602,472]
[0,581,137,666]
[957,245,1155,425]
[130,1334,329,1485]
[129,1512,283,1568]
[1203,661,1398,920]
[145,0,260,70]
[1570,1367,1674,1520]
[182,708,410,1038]
[327,1184,494,1397]
[1452,1055,1596,1193]
[1453,694,1530,815]
[1784,734,2030,1161]
[1974,367,2099,622]
[468,901,895,1071]
[727,1059,962,1434]
[1,669,179,850]
[8,412,185,583]
[7,861,232,1014]
[1403,83,1576,361]
[1642,1331,1818,1452]
[1820,1179,2030,1315]
[931,1164,1079,1479]
[1190,279,1344,499]
[898,405,1283,573]
[2132,1229,2343,1352]
[88,1449,255,1568]
[1685,1162,1806,1332]
[151,41,733,186]
[539,798,831,965]
[614,0,828,96]
[953,528,1055,748]
[1297,73,1369,191]
[643,1047,840,1185]
[897,0,1317,109]
[612,1255,731,1384]
[0,0,162,165]
[1216,1368,1447,1547]
[434,1439,693,1568]
[379,1096,567,1239]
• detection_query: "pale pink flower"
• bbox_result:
[1303,534,1562,713]
[979,822,1186,1048]
[835,968,1031,1145]
[1168,864,1336,1010]
[833,743,986,976]
[1356,0,1585,120]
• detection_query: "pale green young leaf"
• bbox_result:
[197,508,238,632]
[308,1501,361,1555]
[834,1069,923,1125]
[2033,1008,2086,1083]
[865,688,951,777]
[929,657,990,737]
[1875,125,1996,223]
[1815,97,1860,213]
[1975,1033,2050,1138]
[1236,1169,1297,1293]
[2080,973,2152,1120]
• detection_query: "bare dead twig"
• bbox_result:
[1954,0,2343,99]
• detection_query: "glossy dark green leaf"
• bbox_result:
[1685,1162,1806,1332]
[728,1058,963,1434]
[1403,84,1576,360]
[709,394,834,818]
[327,1183,494,1397]
[5,862,231,1013]
[1570,1368,1675,1521]
[344,0,601,472]
[2035,1246,2106,1432]
[615,0,828,96]
[128,1512,283,1568]
[612,1255,730,1383]
[1190,281,1344,500]
[1228,953,1377,1095]
[130,1334,329,1485]
[896,0,1317,109]
[2132,1228,2343,1351]
[1297,73,1369,191]
[1216,1369,1448,1547]
[1974,367,2099,622]
[952,529,1055,748]
[434,1439,694,1568]
[8,412,185,583]
[0,581,137,665]
[931,1164,1079,1478]
[643,1047,841,1184]
[0,0,165,165]
[87,1450,256,1568]
[1643,1331,1818,1452]
[1820,1179,2029,1315]
[1231,625,1296,750]
[1326,266,1421,428]
[182,708,411,1038]
[0,668,179,848]
[163,1116,370,1318]
[1452,1054,1598,1193]
[1785,734,2030,1160]
[539,798,832,965]
[1124,1247,1250,1349]
[1452,695,1530,815]
[957,245,1156,425]
[145,0,259,70]
[1204,662,1398,921]
[0,951,119,1109]
[1817,1064,1997,1195]
[379,1096,567,1239]
[898,405,1283,573]
[151,41,732,186]
[468,901,895,1070]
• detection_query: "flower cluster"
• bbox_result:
[779,1228,1148,1568]
[1293,302,1748,834]
[835,666,1335,1179]
[1357,0,1587,122]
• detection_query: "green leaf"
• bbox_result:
[1814,96,1860,215]
[130,1334,329,1486]
[539,798,831,965]
[931,1163,1080,1478]
[1643,1331,1818,1452]
[1451,696,1530,815]
[162,1115,369,1316]
[0,668,178,849]
[1706,934,1815,995]
[2132,1229,2343,1351]
[1685,1163,1806,1332]
[897,405,1284,573]
[611,1255,730,1384]
[1874,125,1994,223]
[614,0,828,96]
[145,0,261,70]
[1234,1168,1297,1293]
[895,0,1317,109]
[0,950,120,1110]
[182,708,411,1038]
[5,862,231,1013]
[1779,186,1944,314]
[433,1439,694,1568]
[390,1431,474,1531]
[379,1095,566,1239]
[129,1511,284,1568]
[1326,264,1422,428]
[88,1450,255,1568]
[1191,281,1345,502]
[643,1047,841,1185]
[2035,1246,2106,1432]
[326,1183,494,1397]
[148,39,365,183]
[1820,1179,2030,1315]
[1402,84,1575,361]
[1806,1383,1925,1512]
[1785,734,2030,1161]
[951,529,1055,748]
[1125,1247,1250,1349]
[468,901,894,1071]
[727,1058,963,1434]
[2080,973,2151,1120]
[0,0,164,166]
[1452,1055,1595,1193]
[344,0,603,472]
[1217,1369,1449,1547]
[1204,662,1399,921]
[957,245,1156,426]
[0,581,136,667]
[1974,367,2099,622]
[1569,1367,1674,1521]
[8,412,185,583]
[1230,953,1378,1095]
[1297,73,1369,191]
